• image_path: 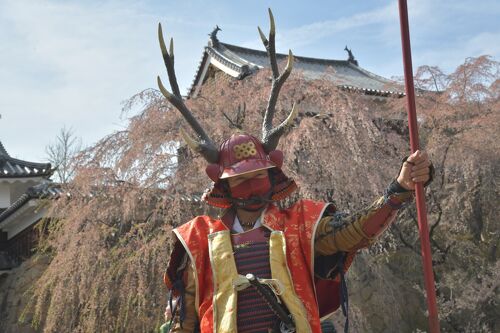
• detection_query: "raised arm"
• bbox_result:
[315,183,413,255]
[315,150,433,256]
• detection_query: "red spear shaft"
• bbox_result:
[397,1,440,332]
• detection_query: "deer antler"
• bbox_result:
[258,8,298,152]
[157,23,219,163]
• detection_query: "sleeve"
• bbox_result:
[314,181,414,256]
[170,260,198,332]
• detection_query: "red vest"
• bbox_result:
[165,200,355,333]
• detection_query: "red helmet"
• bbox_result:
[205,134,280,180]
[203,133,296,208]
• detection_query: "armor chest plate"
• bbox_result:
[231,227,278,332]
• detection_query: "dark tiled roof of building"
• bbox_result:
[188,39,404,98]
[0,182,64,223]
[0,141,53,179]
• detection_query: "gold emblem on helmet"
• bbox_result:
[234,142,258,159]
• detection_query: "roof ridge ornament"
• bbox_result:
[209,25,222,48]
[344,45,359,66]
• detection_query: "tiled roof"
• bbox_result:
[0,180,203,224]
[188,39,404,98]
[0,182,64,223]
[0,141,53,179]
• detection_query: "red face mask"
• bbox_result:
[229,176,272,200]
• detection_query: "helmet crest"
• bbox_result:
[157,8,297,163]
[157,9,298,206]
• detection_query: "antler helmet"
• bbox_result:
[157,9,297,208]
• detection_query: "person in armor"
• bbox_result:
[157,9,433,333]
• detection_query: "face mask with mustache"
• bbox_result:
[229,176,272,211]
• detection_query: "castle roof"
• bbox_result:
[188,35,404,98]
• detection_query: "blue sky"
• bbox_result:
[0,0,499,162]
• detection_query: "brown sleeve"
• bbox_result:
[170,260,198,332]
[315,192,414,256]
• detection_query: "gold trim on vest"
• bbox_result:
[208,230,239,332]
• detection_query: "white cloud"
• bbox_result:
[0,0,204,161]
[271,2,399,50]
[415,31,500,72]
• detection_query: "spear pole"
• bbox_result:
[397,1,440,332]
